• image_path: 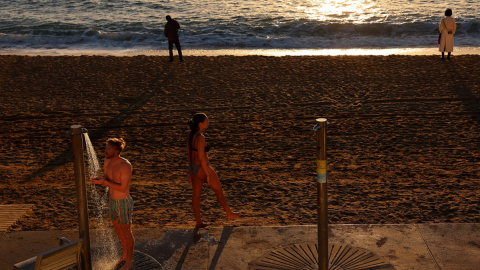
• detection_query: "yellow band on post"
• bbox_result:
[316,160,327,183]
[316,160,327,174]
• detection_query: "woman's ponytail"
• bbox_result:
[188,113,207,152]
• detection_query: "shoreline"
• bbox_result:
[1,46,480,57]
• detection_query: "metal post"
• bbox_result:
[71,125,92,270]
[314,118,328,270]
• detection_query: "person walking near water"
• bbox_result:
[91,138,134,270]
[439,8,456,60]
[187,113,240,228]
[164,15,183,62]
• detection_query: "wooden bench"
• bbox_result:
[13,238,83,270]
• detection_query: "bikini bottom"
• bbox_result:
[189,163,201,176]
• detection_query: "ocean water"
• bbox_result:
[0,0,478,54]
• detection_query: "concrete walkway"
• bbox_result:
[2,223,479,270]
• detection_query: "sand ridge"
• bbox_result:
[0,55,479,230]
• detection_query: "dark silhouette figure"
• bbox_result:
[164,15,183,62]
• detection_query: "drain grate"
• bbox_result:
[132,250,164,270]
[250,243,395,270]
[92,249,163,270]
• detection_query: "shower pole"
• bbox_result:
[314,118,328,270]
[71,125,92,270]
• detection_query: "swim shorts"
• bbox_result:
[109,196,133,224]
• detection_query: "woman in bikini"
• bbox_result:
[187,113,240,228]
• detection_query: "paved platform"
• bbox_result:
[1,223,479,270]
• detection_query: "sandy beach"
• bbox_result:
[1,55,479,231]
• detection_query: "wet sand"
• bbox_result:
[1,55,479,231]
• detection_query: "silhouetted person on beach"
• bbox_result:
[187,113,240,228]
[164,15,183,62]
[91,138,134,270]
[439,8,456,60]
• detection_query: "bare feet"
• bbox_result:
[119,260,133,270]
[227,212,241,220]
[113,260,126,270]
[195,222,210,228]
[115,257,126,265]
